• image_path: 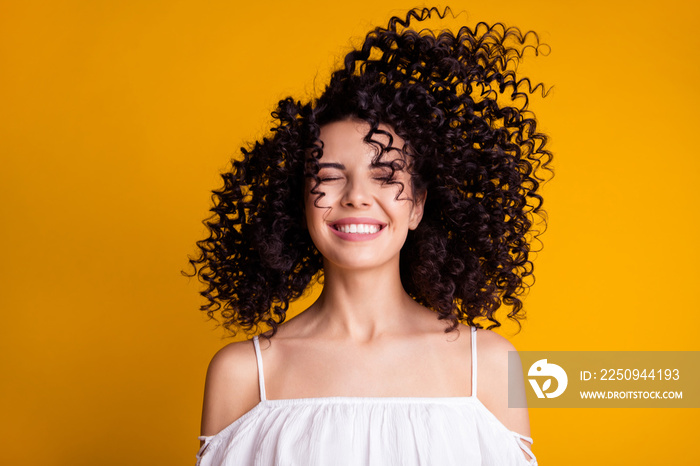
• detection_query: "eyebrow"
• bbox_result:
[318,162,395,170]
[318,162,345,170]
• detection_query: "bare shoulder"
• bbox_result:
[200,338,261,437]
[474,328,532,439]
[474,327,519,359]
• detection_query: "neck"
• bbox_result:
[304,258,421,342]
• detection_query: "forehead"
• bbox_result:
[317,119,406,161]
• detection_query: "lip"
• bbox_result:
[327,217,387,242]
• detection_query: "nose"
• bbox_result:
[341,178,373,208]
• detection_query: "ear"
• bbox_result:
[408,189,427,230]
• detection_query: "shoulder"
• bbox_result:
[474,327,519,361]
[205,338,258,388]
[474,328,531,438]
[200,338,261,437]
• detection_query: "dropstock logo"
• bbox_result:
[528,359,568,399]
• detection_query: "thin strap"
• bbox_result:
[252,335,267,401]
[512,432,537,465]
[195,436,212,465]
[471,326,477,398]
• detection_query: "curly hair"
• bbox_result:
[186,7,552,338]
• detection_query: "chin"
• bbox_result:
[323,254,399,273]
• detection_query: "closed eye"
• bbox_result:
[372,171,397,182]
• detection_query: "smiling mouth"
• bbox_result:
[331,224,384,234]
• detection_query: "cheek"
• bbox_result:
[304,195,329,234]
[304,201,318,231]
[305,184,342,213]
[303,186,322,217]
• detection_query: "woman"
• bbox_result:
[189,7,550,465]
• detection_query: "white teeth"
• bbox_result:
[335,224,381,234]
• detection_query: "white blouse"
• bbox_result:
[196,326,537,465]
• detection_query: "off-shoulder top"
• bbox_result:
[196,326,537,465]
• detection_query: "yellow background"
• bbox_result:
[1,1,698,464]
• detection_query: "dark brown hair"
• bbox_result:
[186,7,552,337]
